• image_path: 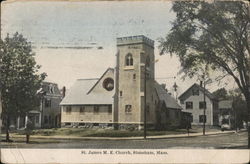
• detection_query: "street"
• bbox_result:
[1,131,247,149]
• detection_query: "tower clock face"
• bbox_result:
[103,78,114,91]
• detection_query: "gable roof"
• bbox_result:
[154,81,182,110]
[60,68,115,105]
[178,83,215,100]
[87,68,114,94]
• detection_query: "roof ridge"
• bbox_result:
[77,78,99,81]
[178,83,215,100]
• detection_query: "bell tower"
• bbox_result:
[114,35,155,129]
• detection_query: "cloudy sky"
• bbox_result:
[1,0,234,95]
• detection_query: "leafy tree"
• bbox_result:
[159,1,250,147]
[212,88,228,100]
[0,33,46,141]
[229,88,247,123]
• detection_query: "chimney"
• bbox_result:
[161,84,166,89]
[62,86,66,98]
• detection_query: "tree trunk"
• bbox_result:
[26,134,29,143]
[246,96,250,149]
[244,90,250,149]
[5,115,10,142]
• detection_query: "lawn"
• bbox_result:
[9,125,223,138]
[14,128,197,137]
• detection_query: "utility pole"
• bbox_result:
[144,65,147,139]
[200,73,206,136]
[0,1,2,135]
[203,79,206,136]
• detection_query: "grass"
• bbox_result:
[14,128,198,137]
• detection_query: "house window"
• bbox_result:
[94,106,99,114]
[192,89,199,96]
[120,91,123,97]
[44,116,48,124]
[133,74,136,80]
[80,106,85,114]
[199,101,206,109]
[125,105,132,113]
[125,53,133,66]
[66,106,72,114]
[108,105,112,114]
[45,99,51,108]
[189,115,193,123]
[166,109,169,117]
[175,111,179,119]
[186,102,193,109]
[35,115,39,124]
[199,115,207,123]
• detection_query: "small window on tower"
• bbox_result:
[120,91,123,97]
[133,74,136,80]
[125,105,132,113]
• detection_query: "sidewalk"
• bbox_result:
[2,130,243,141]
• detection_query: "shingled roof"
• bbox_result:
[60,68,115,105]
[154,81,182,110]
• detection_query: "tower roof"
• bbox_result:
[117,35,154,47]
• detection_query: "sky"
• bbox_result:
[1,0,235,96]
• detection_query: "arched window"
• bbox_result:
[125,53,133,66]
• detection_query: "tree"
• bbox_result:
[0,33,46,142]
[228,88,248,128]
[212,88,228,100]
[159,1,250,148]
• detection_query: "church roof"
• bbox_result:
[154,81,182,110]
[60,68,114,105]
[60,68,181,109]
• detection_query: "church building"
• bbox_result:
[60,35,182,130]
